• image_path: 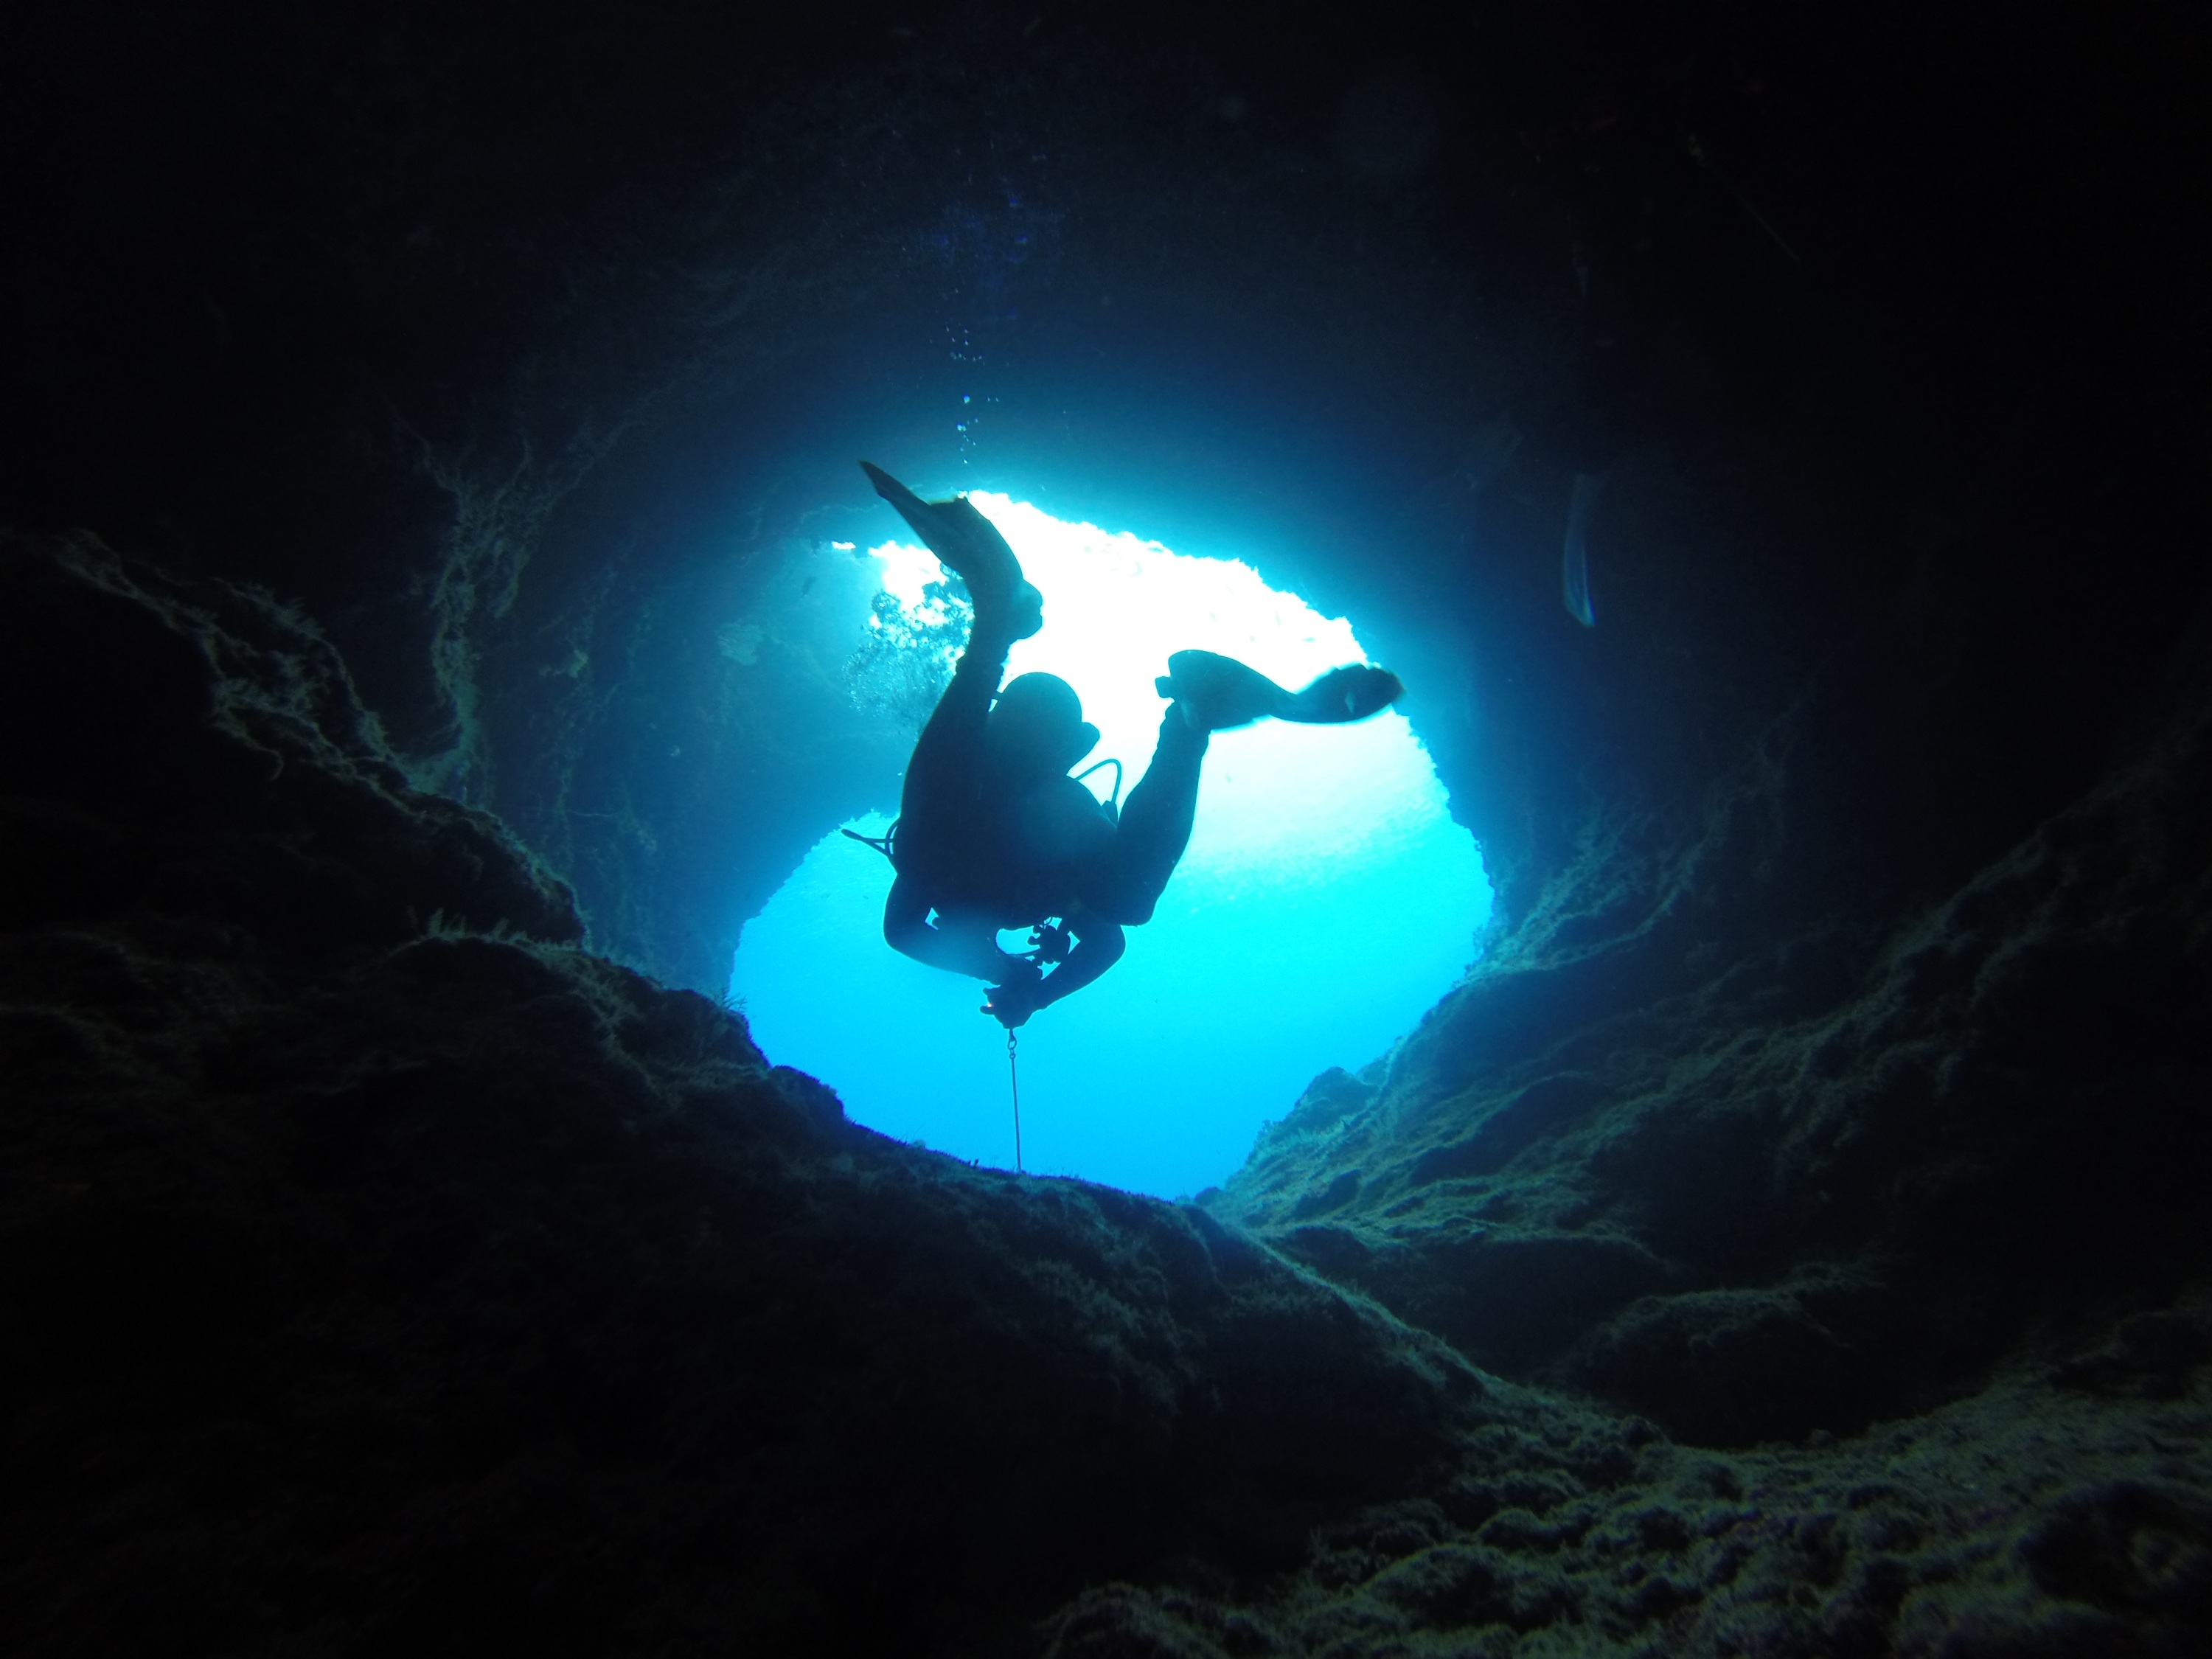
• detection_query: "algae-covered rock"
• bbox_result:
[1,540,1478,1653]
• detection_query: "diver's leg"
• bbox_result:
[895,511,1053,870]
[866,463,1042,835]
[900,625,1013,831]
[884,877,1021,983]
[1090,711,1208,925]
[897,487,1043,832]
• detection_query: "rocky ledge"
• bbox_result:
[5,538,2208,1655]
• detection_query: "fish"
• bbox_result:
[1562,470,1607,628]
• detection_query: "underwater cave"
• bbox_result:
[5,4,2211,1655]
[733,495,1490,1194]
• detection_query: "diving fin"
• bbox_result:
[1284,663,1405,723]
[859,459,942,535]
[1154,650,1404,731]
[860,461,1042,639]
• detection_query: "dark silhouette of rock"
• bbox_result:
[4,4,2210,1653]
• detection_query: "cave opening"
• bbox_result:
[728,492,1490,1196]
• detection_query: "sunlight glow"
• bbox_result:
[731,495,1491,1198]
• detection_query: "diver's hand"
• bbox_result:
[982,961,1045,1029]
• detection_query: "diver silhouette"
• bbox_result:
[860,462,1404,1028]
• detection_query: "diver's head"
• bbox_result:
[988,672,1099,779]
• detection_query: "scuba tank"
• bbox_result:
[838,756,1124,866]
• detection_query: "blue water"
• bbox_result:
[728,498,1492,1198]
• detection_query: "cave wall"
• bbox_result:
[1211,667,2212,1438]
[17,2,2177,997]
[10,529,2208,1655]
[0,539,1480,1651]
[0,543,1834,1649]
[7,4,2212,1652]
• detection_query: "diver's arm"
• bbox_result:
[1034,914,1126,1008]
[883,875,1022,982]
[978,914,1124,1028]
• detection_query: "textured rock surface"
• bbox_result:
[7,6,2211,1654]
[3,543,1478,1654]
[1048,1354,2212,1658]
[8,536,2211,1655]
[1209,682,2212,1446]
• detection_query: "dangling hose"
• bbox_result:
[1007,1027,1023,1174]
[840,822,898,860]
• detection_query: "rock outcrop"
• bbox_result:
[1212,675,2212,1448]
[2,540,1475,1652]
[7,535,2210,1655]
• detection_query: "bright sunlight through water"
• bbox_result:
[730,495,1491,1197]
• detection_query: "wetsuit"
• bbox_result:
[858,459,1400,1024]
[885,622,1208,1025]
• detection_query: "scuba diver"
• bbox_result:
[860,462,1404,1028]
